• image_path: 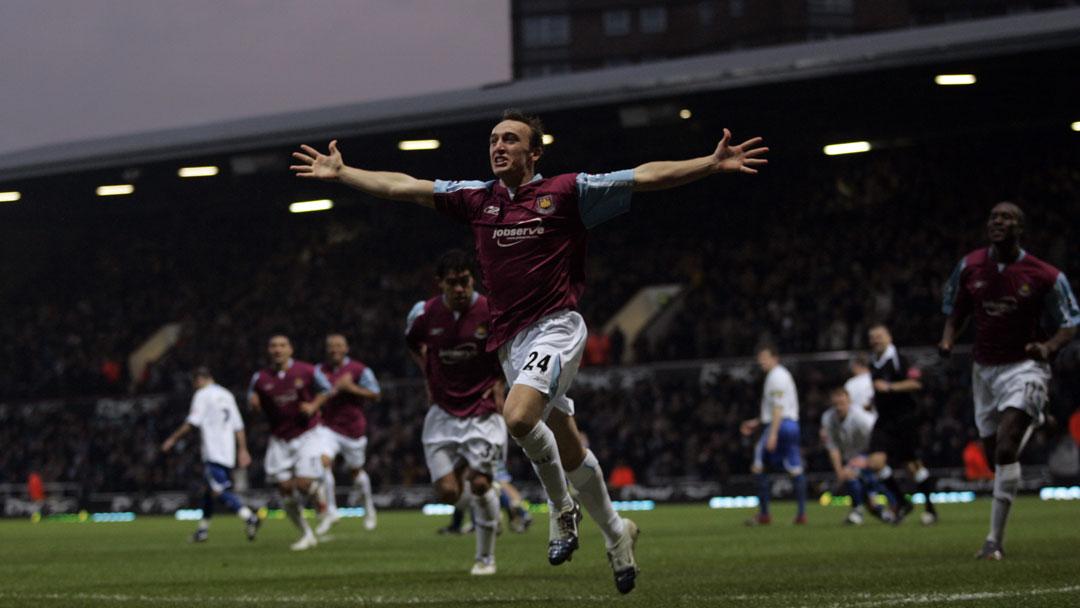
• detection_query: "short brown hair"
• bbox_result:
[436,248,474,279]
[501,108,545,151]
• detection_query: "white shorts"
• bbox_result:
[972,359,1050,437]
[498,310,587,419]
[264,428,325,483]
[422,406,508,482]
[318,425,368,470]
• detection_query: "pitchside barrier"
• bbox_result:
[3,344,1077,517]
[0,465,1069,519]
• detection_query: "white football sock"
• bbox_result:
[284,490,313,535]
[357,470,374,514]
[989,462,1020,545]
[514,422,572,511]
[566,449,625,549]
[323,469,338,515]
[472,487,500,560]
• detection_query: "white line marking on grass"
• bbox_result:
[805,585,1080,608]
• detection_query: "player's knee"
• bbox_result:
[294,477,315,495]
[434,477,460,504]
[505,412,537,438]
[751,464,764,474]
[277,480,294,495]
[504,386,545,438]
[994,442,1020,465]
[470,474,492,496]
[559,445,586,471]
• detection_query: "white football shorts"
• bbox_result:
[498,309,587,419]
[422,406,508,482]
[972,359,1050,437]
[318,425,368,470]
[264,427,325,483]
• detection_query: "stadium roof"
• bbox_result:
[3,6,1079,181]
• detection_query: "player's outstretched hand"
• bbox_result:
[713,129,769,175]
[1024,342,1051,362]
[160,438,176,453]
[291,140,344,180]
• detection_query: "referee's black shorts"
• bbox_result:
[869,416,919,464]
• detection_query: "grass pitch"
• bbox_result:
[1,497,1078,607]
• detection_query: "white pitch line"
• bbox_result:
[858,585,1080,607]
[803,585,1080,608]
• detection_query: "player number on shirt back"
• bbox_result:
[523,351,550,373]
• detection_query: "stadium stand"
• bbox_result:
[2,138,1076,501]
[2,9,1078,508]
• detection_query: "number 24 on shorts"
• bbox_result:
[523,351,551,373]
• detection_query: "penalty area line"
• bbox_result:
[805,585,1080,608]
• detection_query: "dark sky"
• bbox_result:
[0,0,510,156]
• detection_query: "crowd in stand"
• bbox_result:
[1,133,1078,495]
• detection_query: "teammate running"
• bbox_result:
[311,333,381,535]
[940,201,1079,559]
[406,249,507,575]
[248,334,332,551]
